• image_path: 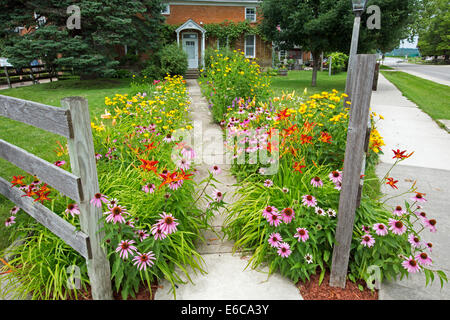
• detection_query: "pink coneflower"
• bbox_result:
[54,160,66,167]
[362,225,371,234]
[264,179,273,187]
[424,219,437,233]
[181,146,196,159]
[90,193,108,208]
[268,232,283,248]
[177,159,191,171]
[125,219,135,228]
[151,224,168,240]
[334,181,342,191]
[115,240,137,260]
[163,134,173,143]
[281,207,295,223]
[310,176,323,188]
[411,192,427,203]
[416,211,427,221]
[136,229,150,241]
[408,234,422,248]
[302,195,317,207]
[304,253,313,264]
[282,187,289,193]
[262,206,278,219]
[327,208,337,218]
[95,153,102,160]
[373,223,388,236]
[277,242,292,258]
[107,198,119,209]
[315,207,326,216]
[133,251,156,271]
[10,206,20,215]
[5,216,16,227]
[158,212,179,234]
[416,252,432,266]
[213,190,224,202]
[388,218,407,235]
[105,205,128,224]
[402,256,420,273]
[142,184,156,194]
[329,170,342,184]
[65,203,80,217]
[361,234,375,248]
[169,180,183,191]
[393,205,406,216]
[294,228,309,242]
[426,242,433,252]
[266,213,282,227]
[211,165,221,175]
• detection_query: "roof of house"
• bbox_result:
[167,0,261,5]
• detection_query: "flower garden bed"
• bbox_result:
[1,75,225,300]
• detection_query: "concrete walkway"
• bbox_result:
[155,80,302,300]
[372,74,450,300]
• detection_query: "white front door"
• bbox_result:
[182,33,198,69]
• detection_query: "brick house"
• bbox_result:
[161,0,273,70]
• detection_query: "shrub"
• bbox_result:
[159,43,188,77]
[327,52,349,74]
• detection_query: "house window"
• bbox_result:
[245,7,256,22]
[161,4,170,15]
[217,37,229,49]
[245,35,256,58]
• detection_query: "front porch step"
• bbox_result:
[185,69,199,79]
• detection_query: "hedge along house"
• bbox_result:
[162,0,273,75]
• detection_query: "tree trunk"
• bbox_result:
[311,51,320,87]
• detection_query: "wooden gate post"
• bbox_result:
[329,54,377,288]
[61,97,113,300]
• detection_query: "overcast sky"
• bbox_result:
[399,36,419,48]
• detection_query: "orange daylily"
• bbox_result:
[318,131,332,144]
[293,162,306,173]
[300,134,313,145]
[139,159,159,174]
[392,149,414,160]
[276,108,290,121]
[11,175,25,188]
[386,177,399,189]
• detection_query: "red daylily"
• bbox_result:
[34,191,51,204]
[392,149,414,160]
[386,177,399,189]
[319,131,332,144]
[283,125,298,137]
[302,120,316,134]
[11,176,25,188]
[293,162,306,173]
[276,108,290,121]
[300,134,313,145]
[143,142,156,152]
[139,159,159,174]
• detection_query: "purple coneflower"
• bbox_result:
[416,252,432,266]
[373,223,388,236]
[262,206,278,219]
[54,160,66,167]
[361,234,375,248]
[10,206,20,215]
[310,176,323,188]
[142,184,156,194]
[423,218,437,233]
[133,251,156,271]
[115,240,137,260]
[329,170,342,184]
[388,218,407,235]
[402,256,420,273]
[213,190,224,202]
[411,192,427,203]
[304,253,313,264]
[151,224,168,240]
[65,203,80,217]
[158,212,179,234]
[294,228,309,242]
[408,234,422,248]
[5,216,16,227]
[163,134,173,143]
[315,207,326,216]
[302,195,317,207]
[105,205,128,224]
[181,146,196,159]
[281,208,295,224]
[90,193,108,208]
[392,205,406,216]
[268,232,282,248]
[107,198,119,209]
[266,213,282,227]
[95,153,102,160]
[334,181,342,191]
[282,187,289,193]
[327,208,337,218]
[362,225,371,234]
[264,179,273,188]
[277,242,292,258]
[136,229,150,241]
[178,159,191,171]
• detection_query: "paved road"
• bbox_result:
[382,57,450,86]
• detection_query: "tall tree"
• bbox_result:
[0,0,165,78]
[417,0,450,59]
[260,0,419,86]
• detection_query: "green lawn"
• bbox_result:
[270,70,347,96]
[381,71,450,121]
[0,78,132,250]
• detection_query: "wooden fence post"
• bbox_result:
[329,54,377,288]
[61,97,113,300]
[4,67,11,89]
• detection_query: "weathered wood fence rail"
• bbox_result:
[1,64,74,88]
[0,95,112,299]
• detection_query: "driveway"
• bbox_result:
[382,57,450,86]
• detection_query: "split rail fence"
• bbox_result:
[0,95,112,299]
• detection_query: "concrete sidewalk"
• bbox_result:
[154,80,302,300]
[372,74,450,300]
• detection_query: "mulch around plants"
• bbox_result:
[296,270,378,300]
